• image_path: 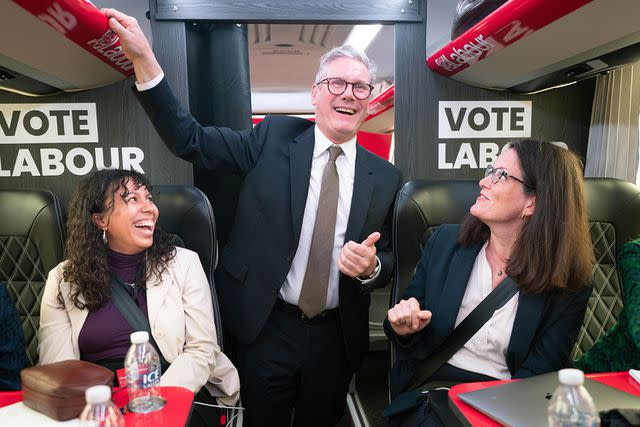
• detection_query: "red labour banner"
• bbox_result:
[12,0,134,77]
[427,0,593,77]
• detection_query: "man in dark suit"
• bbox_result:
[105,8,402,426]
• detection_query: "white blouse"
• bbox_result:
[447,243,519,380]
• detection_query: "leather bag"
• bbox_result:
[21,360,114,421]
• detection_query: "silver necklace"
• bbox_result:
[487,246,506,276]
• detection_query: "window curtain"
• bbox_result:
[585,62,640,184]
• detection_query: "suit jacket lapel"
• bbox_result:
[507,291,545,370]
[345,145,374,243]
[290,126,315,245]
[146,268,174,329]
[433,244,483,340]
[62,281,89,356]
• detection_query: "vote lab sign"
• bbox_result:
[437,100,532,169]
[0,103,144,176]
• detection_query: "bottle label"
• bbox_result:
[116,368,127,388]
[141,366,160,389]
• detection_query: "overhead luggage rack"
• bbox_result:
[426,0,640,93]
[362,84,394,134]
[0,0,134,96]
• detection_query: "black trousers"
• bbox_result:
[385,398,444,427]
[237,300,352,427]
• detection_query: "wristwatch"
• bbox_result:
[357,258,381,282]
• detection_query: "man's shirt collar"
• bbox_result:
[313,126,357,165]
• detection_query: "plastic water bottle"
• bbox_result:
[79,385,124,427]
[547,369,599,427]
[124,331,165,413]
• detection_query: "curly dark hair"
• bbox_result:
[459,139,593,294]
[61,169,176,310]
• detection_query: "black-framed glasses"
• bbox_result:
[485,165,527,186]
[316,77,374,100]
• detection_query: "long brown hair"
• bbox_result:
[61,169,176,310]
[459,140,593,294]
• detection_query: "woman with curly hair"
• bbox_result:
[38,169,239,410]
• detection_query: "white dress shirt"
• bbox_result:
[447,243,519,380]
[135,72,165,91]
[279,126,357,309]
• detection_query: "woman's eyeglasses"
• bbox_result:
[484,165,527,186]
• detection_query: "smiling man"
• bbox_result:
[311,57,372,143]
[103,8,402,427]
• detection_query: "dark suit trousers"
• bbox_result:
[237,300,352,427]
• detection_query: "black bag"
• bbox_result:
[386,279,518,425]
[451,0,509,39]
[385,389,469,427]
[601,409,640,427]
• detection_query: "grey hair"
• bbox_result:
[315,45,377,84]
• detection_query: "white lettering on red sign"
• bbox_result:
[37,2,77,35]
[86,30,134,71]
[434,35,497,71]
[501,20,534,44]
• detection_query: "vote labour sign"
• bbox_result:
[0,103,98,143]
[438,101,532,139]
[437,101,533,170]
[0,103,145,177]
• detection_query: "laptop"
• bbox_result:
[458,371,640,427]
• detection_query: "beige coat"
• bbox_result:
[39,247,240,405]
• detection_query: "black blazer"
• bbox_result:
[385,224,591,397]
[136,79,403,371]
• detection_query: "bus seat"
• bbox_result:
[0,189,65,366]
[153,185,224,349]
[388,179,478,377]
[153,186,242,424]
[391,180,479,306]
[572,178,640,359]
[369,180,478,350]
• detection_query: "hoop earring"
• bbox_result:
[102,230,108,245]
[521,212,526,219]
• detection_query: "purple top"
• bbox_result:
[78,249,148,364]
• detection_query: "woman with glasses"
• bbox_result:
[384,139,594,426]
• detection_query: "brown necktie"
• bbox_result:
[298,145,343,318]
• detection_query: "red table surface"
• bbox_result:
[0,386,193,426]
[449,371,640,426]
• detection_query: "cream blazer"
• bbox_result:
[39,247,240,405]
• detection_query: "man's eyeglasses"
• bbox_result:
[316,78,374,100]
[485,165,528,187]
